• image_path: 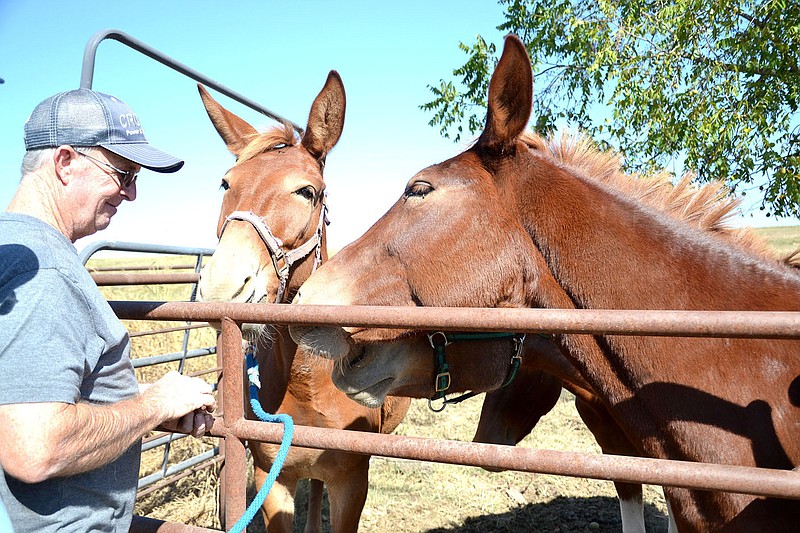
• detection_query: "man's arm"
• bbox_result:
[0,371,215,483]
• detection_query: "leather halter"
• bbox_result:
[426,331,526,412]
[219,203,328,303]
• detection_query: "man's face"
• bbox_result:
[68,147,139,239]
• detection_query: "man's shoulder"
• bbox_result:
[0,212,80,286]
[0,212,76,258]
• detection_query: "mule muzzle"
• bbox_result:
[289,324,352,360]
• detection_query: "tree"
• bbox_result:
[422,0,800,218]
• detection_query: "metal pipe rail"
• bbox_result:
[130,324,210,338]
[88,263,202,272]
[205,313,800,499]
[135,456,226,501]
[131,347,215,369]
[131,515,219,533]
[80,29,304,133]
[138,448,220,489]
[208,418,800,501]
[143,432,188,453]
[92,272,200,286]
[79,241,214,265]
[110,301,800,339]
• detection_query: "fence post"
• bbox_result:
[215,331,227,528]
[220,318,247,530]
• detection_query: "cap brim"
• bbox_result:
[101,143,184,173]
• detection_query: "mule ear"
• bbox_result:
[302,71,346,161]
[198,84,258,157]
[477,35,533,152]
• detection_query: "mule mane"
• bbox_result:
[521,131,774,259]
[238,122,300,164]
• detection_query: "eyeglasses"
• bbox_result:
[75,149,138,188]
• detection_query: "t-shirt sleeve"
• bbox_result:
[0,268,98,405]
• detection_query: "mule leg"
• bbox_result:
[325,458,369,533]
[615,483,646,533]
[573,393,647,533]
[665,489,678,533]
[303,479,325,533]
[254,464,297,533]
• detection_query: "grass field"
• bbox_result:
[91,225,798,532]
[752,225,800,256]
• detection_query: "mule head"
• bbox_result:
[290,35,552,360]
[198,72,345,338]
[331,333,521,408]
[331,329,563,414]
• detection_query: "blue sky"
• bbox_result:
[1,1,795,255]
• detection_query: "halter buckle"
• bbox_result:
[427,331,526,411]
[428,397,447,413]
[512,333,526,358]
[427,331,451,349]
[435,371,451,393]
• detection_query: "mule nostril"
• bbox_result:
[348,346,368,367]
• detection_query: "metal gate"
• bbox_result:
[81,241,218,498]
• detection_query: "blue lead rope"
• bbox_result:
[228,347,294,533]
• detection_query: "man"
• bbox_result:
[0,89,217,532]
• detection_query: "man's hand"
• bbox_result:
[141,371,217,437]
[160,408,215,437]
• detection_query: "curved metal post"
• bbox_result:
[80,28,304,133]
[79,240,214,265]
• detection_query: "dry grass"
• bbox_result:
[752,226,800,257]
[90,226,797,532]
[357,396,669,533]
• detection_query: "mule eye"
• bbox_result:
[296,186,316,201]
[220,179,230,191]
[404,181,433,199]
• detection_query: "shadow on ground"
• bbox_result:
[244,480,668,533]
[422,495,668,533]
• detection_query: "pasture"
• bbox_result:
[91,225,799,532]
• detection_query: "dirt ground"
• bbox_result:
[306,394,670,533]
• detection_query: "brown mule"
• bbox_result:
[290,36,800,532]
[196,74,409,533]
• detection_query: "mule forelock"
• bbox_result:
[237,122,300,164]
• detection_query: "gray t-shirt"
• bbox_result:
[0,212,141,533]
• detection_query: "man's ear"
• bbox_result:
[52,145,78,185]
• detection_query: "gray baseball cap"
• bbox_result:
[24,89,184,173]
